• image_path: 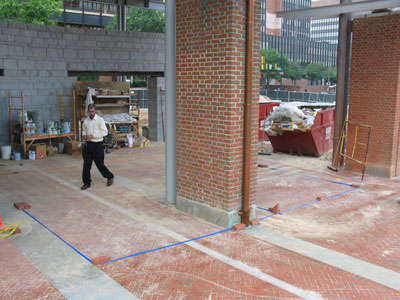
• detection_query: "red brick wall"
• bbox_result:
[176,0,261,214]
[346,14,400,177]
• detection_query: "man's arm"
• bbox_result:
[93,118,108,140]
[82,119,90,140]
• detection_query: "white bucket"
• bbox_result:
[14,152,21,161]
[1,145,11,160]
[58,143,64,154]
[29,150,36,160]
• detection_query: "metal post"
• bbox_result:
[332,0,351,168]
[117,5,127,31]
[166,0,176,204]
[100,3,103,28]
[117,5,127,82]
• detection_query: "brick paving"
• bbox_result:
[0,144,399,299]
[0,238,66,300]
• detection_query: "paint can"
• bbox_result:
[58,143,64,154]
[28,150,36,160]
[1,145,11,160]
[14,152,21,161]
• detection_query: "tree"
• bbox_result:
[305,63,327,83]
[107,7,165,33]
[285,61,304,83]
[323,66,337,85]
[0,0,62,26]
[260,49,291,89]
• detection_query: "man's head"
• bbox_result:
[88,104,96,119]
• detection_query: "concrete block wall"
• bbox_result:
[0,19,165,145]
[176,0,261,227]
[346,14,400,177]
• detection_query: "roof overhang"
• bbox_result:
[277,0,400,19]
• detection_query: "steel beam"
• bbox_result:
[277,0,400,19]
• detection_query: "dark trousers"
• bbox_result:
[82,141,113,186]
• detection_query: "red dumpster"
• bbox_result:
[268,107,335,156]
[259,102,280,141]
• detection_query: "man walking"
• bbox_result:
[81,104,114,190]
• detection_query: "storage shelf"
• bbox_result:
[95,103,131,107]
[93,95,131,98]
[24,132,75,141]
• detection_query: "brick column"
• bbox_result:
[346,14,400,178]
[176,0,261,227]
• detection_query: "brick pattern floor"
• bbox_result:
[0,144,399,299]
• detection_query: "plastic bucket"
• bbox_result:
[14,152,21,161]
[1,145,11,160]
[29,151,36,160]
[58,143,64,154]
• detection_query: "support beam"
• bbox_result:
[117,5,127,31]
[166,0,176,204]
[332,0,351,168]
[277,0,399,19]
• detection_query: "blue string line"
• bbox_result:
[22,209,92,263]
[101,227,233,264]
[327,187,360,199]
[268,166,352,187]
[257,206,272,212]
[257,187,359,221]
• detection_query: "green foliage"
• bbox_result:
[260,49,298,88]
[0,0,62,25]
[132,80,147,88]
[323,67,337,84]
[107,7,165,33]
[260,49,284,87]
[77,76,98,82]
[305,63,327,82]
[285,61,304,82]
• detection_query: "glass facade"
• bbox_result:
[281,0,311,40]
[311,17,339,44]
[262,0,337,67]
[263,34,337,66]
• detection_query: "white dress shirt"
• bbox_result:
[82,114,108,142]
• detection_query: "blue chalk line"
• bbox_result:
[22,209,92,263]
[268,166,352,187]
[258,187,360,220]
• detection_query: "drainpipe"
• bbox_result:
[240,0,255,226]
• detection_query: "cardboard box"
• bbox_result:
[65,141,82,155]
[48,145,55,156]
[30,144,47,159]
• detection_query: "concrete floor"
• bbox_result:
[0,142,399,299]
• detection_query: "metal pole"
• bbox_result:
[117,5,127,31]
[166,0,176,204]
[332,0,351,168]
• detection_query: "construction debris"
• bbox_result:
[259,95,273,103]
[262,103,319,136]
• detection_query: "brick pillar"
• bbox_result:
[346,14,400,178]
[148,77,165,141]
[176,0,261,227]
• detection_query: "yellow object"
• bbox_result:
[0,221,23,239]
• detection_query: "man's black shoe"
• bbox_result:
[107,178,114,187]
[81,184,90,190]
